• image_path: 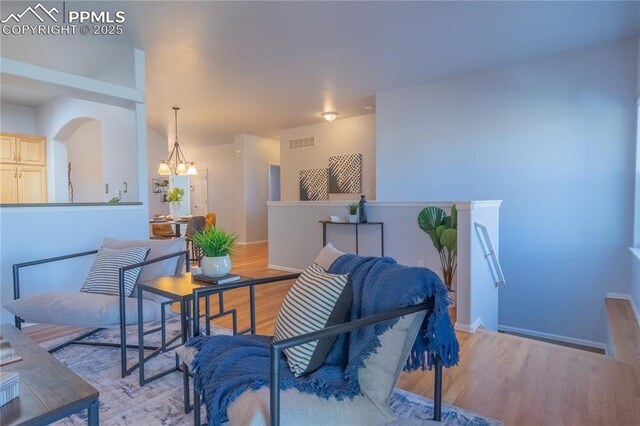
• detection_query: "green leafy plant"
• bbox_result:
[165,188,184,205]
[346,203,359,215]
[417,205,457,290]
[189,226,239,258]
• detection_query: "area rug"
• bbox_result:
[42,318,501,426]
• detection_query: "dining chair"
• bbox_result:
[205,213,217,230]
[151,214,176,239]
[185,216,206,265]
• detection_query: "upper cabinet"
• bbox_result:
[0,132,48,204]
[1,133,46,166]
[16,136,46,165]
[0,135,16,163]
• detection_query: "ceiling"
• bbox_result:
[1,1,639,147]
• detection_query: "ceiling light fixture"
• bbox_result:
[321,111,338,122]
[158,107,197,176]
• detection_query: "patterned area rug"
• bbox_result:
[42,318,501,426]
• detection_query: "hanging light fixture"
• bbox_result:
[158,107,197,176]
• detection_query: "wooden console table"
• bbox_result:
[320,221,384,256]
[0,323,99,425]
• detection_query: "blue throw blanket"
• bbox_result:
[188,254,459,425]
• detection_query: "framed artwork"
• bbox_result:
[152,177,169,193]
[151,178,161,193]
[328,154,362,194]
[299,168,328,201]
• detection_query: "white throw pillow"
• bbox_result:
[314,242,345,271]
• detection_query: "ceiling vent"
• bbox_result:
[288,136,315,149]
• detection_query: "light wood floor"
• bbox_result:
[24,243,640,425]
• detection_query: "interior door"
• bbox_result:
[17,137,46,165]
[0,135,16,163]
[269,164,281,201]
[0,164,18,203]
[190,168,208,216]
[18,166,47,203]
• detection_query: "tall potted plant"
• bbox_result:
[189,227,239,277]
[417,205,457,290]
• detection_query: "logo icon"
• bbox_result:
[1,3,59,24]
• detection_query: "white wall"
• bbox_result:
[637,36,640,98]
[147,128,170,216]
[233,136,247,241]
[232,135,280,243]
[67,120,103,202]
[36,97,138,203]
[0,103,37,134]
[631,37,640,314]
[376,39,639,344]
[181,143,236,232]
[280,114,376,201]
[244,135,280,242]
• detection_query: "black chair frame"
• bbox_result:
[12,249,190,378]
[185,278,443,426]
[185,239,203,266]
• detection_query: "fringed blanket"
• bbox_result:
[188,254,459,425]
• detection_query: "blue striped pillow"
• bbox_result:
[80,247,150,297]
[274,263,352,376]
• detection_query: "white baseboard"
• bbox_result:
[267,264,303,273]
[237,240,268,246]
[455,317,483,333]
[605,293,640,327]
[498,324,607,352]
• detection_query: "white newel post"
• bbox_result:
[455,201,502,332]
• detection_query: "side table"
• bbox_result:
[135,273,255,386]
[320,220,384,256]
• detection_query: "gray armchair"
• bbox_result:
[177,282,442,426]
[4,237,188,378]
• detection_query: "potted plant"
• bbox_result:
[165,187,185,217]
[189,226,239,277]
[417,205,457,291]
[346,203,359,223]
[165,187,184,205]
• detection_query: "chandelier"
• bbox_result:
[157,107,197,176]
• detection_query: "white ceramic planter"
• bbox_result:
[349,214,359,223]
[201,255,232,277]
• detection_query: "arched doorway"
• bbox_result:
[52,117,103,203]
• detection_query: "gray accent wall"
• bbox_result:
[375,38,639,344]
